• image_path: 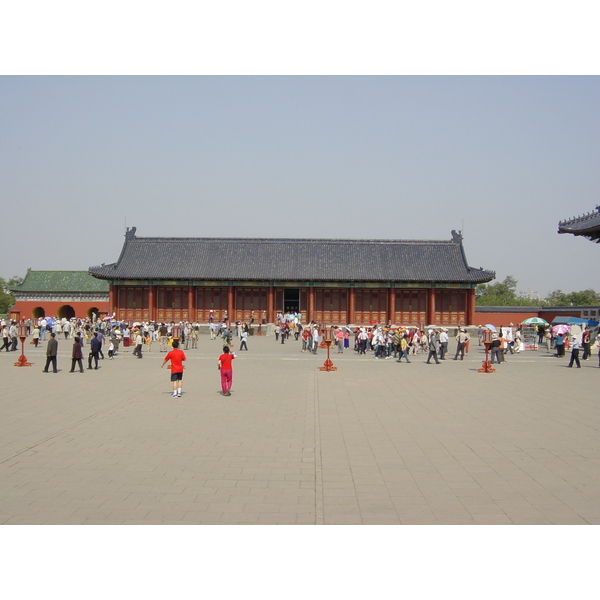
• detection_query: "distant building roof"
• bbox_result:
[558,206,600,242]
[476,305,599,313]
[475,306,542,313]
[11,270,110,293]
[89,227,495,284]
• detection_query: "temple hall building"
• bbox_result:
[9,270,110,322]
[88,227,495,326]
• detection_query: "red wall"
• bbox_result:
[474,309,588,328]
[473,311,538,327]
[9,300,110,321]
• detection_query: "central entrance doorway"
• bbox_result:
[283,289,300,313]
[57,305,75,320]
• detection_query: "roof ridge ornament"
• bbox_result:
[125,226,137,240]
[451,230,463,243]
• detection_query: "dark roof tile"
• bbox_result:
[558,206,600,241]
[89,230,495,284]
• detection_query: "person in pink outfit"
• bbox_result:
[218,345,236,396]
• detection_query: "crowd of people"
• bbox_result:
[2,313,598,392]
[0,315,249,395]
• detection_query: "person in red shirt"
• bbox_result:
[218,345,236,396]
[161,340,187,398]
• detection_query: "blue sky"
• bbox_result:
[1,75,598,297]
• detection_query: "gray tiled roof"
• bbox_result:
[558,206,600,242]
[89,228,495,284]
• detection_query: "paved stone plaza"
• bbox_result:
[1,333,599,525]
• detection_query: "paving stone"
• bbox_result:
[1,335,599,524]
[324,496,361,506]
[256,514,299,524]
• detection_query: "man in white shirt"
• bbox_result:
[240,329,249,351]
[358,328,369,355]
[438,328,449,360]
[133,330,144,358]
[312,328,320,354]
[453,328,470,360]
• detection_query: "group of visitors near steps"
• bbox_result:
[2,313,598,396]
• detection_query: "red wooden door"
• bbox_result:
[354,290,387,325]
[394,290,427,326]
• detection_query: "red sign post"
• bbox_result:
[478,329,495,374]
[14,323,32,367]
[319,327,337,372]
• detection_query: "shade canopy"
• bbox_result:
[551,316,599,326]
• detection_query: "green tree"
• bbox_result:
[0,276,22,314]
[476,276,516,303]
[545,289,600,306]
[476,276,543,306]
[544,290,569,306]
[568,289,600,306]
[476,276,520,305]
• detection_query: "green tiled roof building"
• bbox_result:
[9,270,109,321]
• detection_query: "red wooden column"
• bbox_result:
[148,285,155,322]
[387,287,395,325]
[348,287,356,325]
[228,286,235,322]
[308,288,315,323]
[188,285,195,321]
[267,286,274,323]
[109,284,116,316]
[426,288,436,325]
[466,288,476,326]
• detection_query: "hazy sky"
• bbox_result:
[1,75,598,297]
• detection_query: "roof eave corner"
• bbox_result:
[111,226,137,271]
[451,229,473,271]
